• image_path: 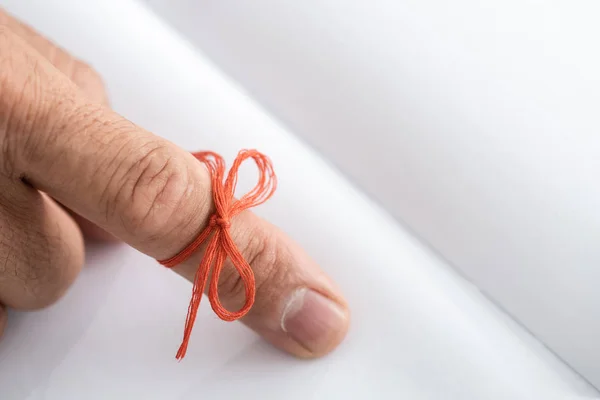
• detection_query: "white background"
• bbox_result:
[0,0,596,399]
[147,0,600,388]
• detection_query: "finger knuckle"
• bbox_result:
[69,60,107,103]
[108,144,197,245]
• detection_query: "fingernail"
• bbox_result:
[281,288,348,355]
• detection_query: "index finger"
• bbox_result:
[0,27,350,357]
[0,25,209,259]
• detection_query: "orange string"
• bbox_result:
[158,149,277,360]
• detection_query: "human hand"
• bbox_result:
[0,10,349,358]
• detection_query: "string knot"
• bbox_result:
[210,215,231,229]
[157,149,277,361]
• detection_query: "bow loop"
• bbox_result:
[158,149,277,360]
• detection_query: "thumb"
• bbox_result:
[2,27,350,357]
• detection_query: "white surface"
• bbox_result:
[0,1,596,399]
[146,0,600,388]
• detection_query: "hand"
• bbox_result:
[0,10,349,358]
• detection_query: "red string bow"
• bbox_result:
[159,149,277,360]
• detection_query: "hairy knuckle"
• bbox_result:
[111,145,193,243]
[69,60,106,103]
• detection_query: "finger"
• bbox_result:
[68,211,118,242]
[0,28,349,356]
[0,23,89,311]
[0,8,115,242]
[1,25,210,260]
[0,8,108,104]
[0,188,84,309]
[0,304,6,338]
[174,212,350,357]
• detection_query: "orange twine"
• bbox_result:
[159,149,277,360]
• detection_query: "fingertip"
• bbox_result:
[218,215,351,359]
[278,288,350,358]
[166,196,351,360]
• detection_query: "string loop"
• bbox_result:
[158,149,277,360]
